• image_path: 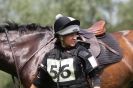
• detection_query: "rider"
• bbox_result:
[30,14,99,88]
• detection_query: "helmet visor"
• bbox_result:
[56,25,80,35]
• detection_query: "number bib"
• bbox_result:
[47,58,75,82]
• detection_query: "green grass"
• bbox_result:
[0,71,14,88]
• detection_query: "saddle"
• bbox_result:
[79,20,106,58]
[88,20,106,36]
[79,20,123,88]
[79,20,122,66]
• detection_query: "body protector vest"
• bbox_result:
[39,43,98,88]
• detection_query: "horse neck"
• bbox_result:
[0,31,20,76]
[0,30,54,76]
[18,31,54,70]
[0,56,16,76]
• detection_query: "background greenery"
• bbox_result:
[0,0,133,88]
[0,71,14,88]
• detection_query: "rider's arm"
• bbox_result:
[78,46,98,74]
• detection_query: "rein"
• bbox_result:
[4,28,22,88]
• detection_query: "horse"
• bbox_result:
[101,30,133,88]
[0,21,133,88]
[0,22,55,88]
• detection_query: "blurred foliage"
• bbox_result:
[0,0,132,30]
[0,71,14,88]
[0,0,133,88]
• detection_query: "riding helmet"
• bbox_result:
[54,14,80,36]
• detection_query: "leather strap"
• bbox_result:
[98,40,120,55]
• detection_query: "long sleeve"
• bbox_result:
[33,53,56,88]
[78,46,98,75]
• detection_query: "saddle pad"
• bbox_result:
[96,33,123,65]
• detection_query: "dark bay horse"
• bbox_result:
[0,22,133,88]
[0,23,55,88]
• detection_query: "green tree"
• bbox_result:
[112,0,133,31]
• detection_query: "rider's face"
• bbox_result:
[61,32,78,48]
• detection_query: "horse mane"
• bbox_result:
[0,21,53,33]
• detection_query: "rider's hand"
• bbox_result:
[30,84,37,88]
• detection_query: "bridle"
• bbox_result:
[4,28,22,88]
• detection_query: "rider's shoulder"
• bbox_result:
[46,48,58,56]
[77,42,89,50]
[77,43,91,58]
